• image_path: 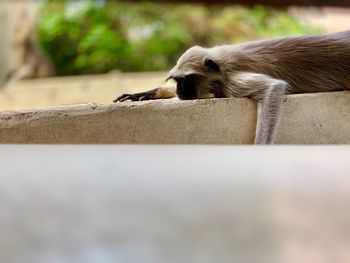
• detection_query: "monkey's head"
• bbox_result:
[167,46,225,100]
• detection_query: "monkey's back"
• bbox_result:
[228,31,350,94]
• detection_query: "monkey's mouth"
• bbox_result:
[177,91,197,100]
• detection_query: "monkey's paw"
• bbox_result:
[113,89,156,103]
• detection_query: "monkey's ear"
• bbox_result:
[204,58,220,72]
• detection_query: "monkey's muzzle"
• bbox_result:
[176,75,197,100]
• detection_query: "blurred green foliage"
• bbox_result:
[37,0,322,75]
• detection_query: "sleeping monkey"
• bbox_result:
[114,31,350,144]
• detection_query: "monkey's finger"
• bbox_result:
[113,95,126,102]
[113,89,158,102]
[113,94,134,102]
[118,96,133,102]
[139,94,152,101]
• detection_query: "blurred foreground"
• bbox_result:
[1,145,350,263]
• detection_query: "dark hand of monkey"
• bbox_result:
[113,89,157,102]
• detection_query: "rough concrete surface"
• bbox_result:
[275,91,350,144]
[0,91,349,144]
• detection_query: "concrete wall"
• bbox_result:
[0,91,349,144]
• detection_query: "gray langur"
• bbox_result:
[113,31,350,144]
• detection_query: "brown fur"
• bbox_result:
[114,31,350,144]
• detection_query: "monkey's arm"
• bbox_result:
[113,83,177,102]
[233,72,287,144]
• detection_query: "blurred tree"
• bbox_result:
[37,0,322,75]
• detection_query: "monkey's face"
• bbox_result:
[173,74,198,100]
[168,46,224,100]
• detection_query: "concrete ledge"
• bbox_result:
[0,91,349,144]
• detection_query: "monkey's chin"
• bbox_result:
[195,93,216,99]
[206,93,216,99]
[176,92,197,100]
[178,95,215,100]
